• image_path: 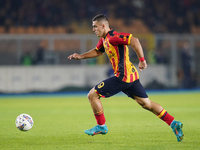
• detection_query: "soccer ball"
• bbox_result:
[15,113,34,131]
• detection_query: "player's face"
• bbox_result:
[92,21,105,37]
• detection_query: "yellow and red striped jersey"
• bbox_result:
[95,29,139,83]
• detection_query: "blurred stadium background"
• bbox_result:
[0,0,200,94]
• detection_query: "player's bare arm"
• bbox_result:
[68,48,103,60]
[130,36,147,71]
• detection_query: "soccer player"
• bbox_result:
[67,14,184,142]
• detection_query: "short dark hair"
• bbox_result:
[92,14,108,22]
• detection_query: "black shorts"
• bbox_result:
[94,76,148,99]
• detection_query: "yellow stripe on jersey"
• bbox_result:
[128,34,132,45]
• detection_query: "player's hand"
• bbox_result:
[138,60,147,71]
[67,53,83,60]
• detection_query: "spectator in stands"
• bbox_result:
[20,50,34,66]
[180,42,192,89]
[0,0,200,34]
[35,46,45,65]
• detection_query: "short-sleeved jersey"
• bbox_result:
[95,29,139,83]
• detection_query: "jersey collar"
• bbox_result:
[103,29,114,39]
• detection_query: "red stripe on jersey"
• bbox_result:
[130,74,133,82]
[123,46,127,82]
[134,72,138,80]
[108,50,117,75]
[116,72,120,77]
[111,58,116,71]
[116,49,120,73]
[113,45,120,77]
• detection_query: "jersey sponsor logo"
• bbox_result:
[108,52,115,59]
[97,82,104,89]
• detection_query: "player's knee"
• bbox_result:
[136,98,152,111]
[141,103,152,110]
[87,88,97,103]
[87,90,92,102]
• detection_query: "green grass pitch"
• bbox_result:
[0,91,200,150]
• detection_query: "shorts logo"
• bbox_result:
[97,82,104,89]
